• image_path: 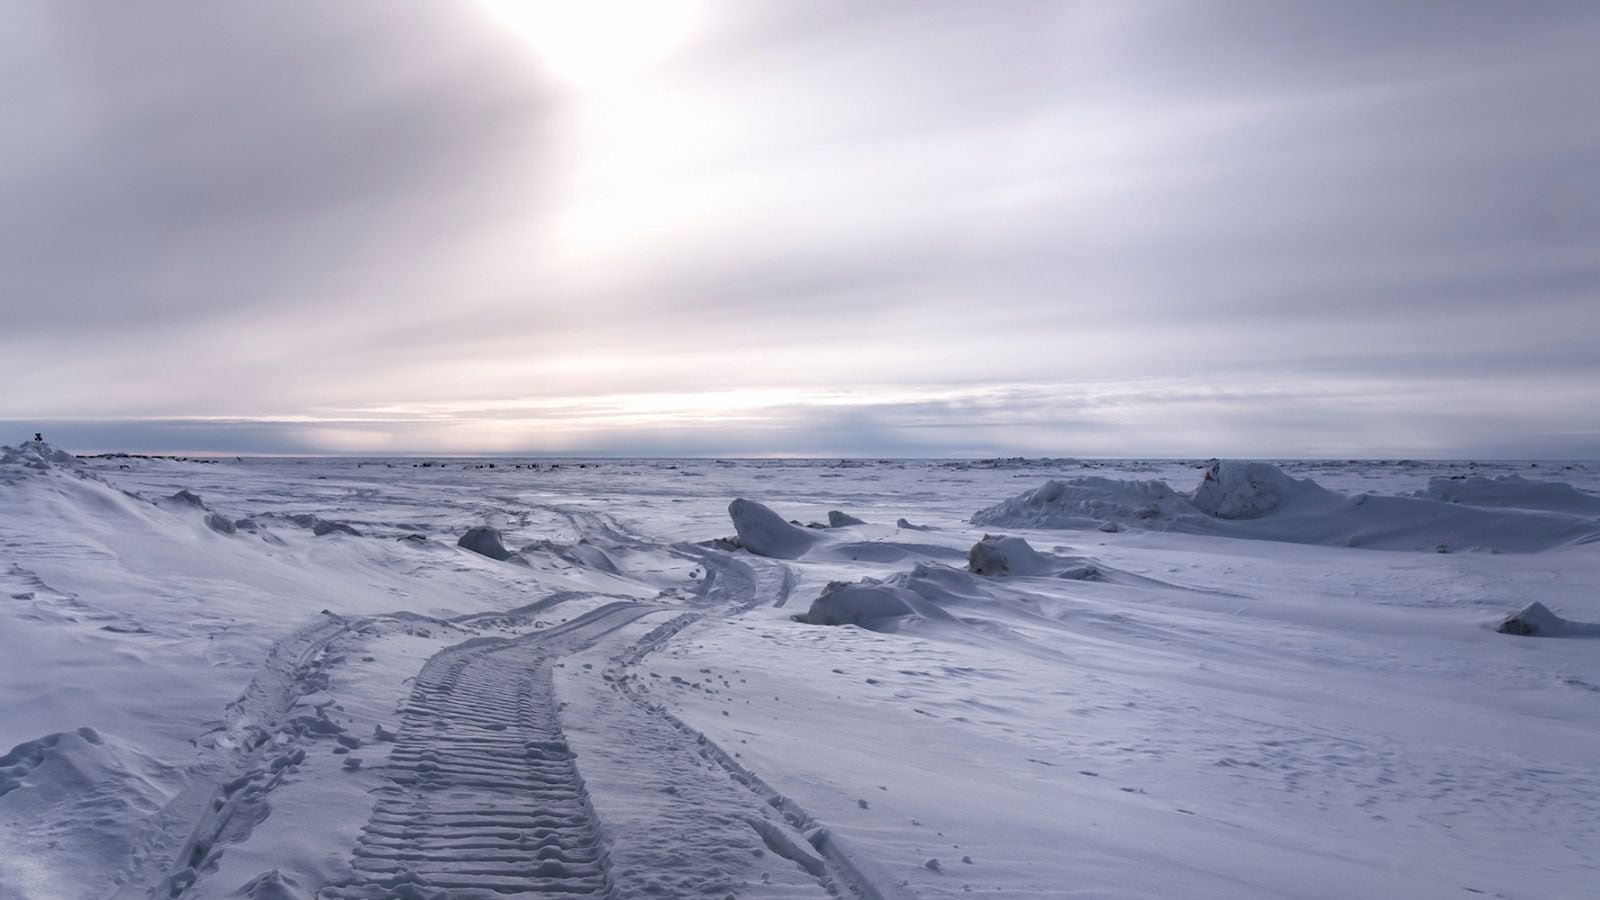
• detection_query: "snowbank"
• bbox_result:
[1419,475,1600,516]
[827,510,866,527]
[728,498,818,559]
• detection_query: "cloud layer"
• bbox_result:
[3,1,1597,456]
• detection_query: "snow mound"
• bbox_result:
[0,439,77,473]
[967,534,1101,579]
[793,581,918,628]
[968,534,1055,576]
[728,498,818,559]
[827,510,867,527]
[1419,475,1600,516]
[895,518,932,531]
[0,727,175,898]
[458,526,513,561]
[166,489,207,509]
[974,461,1600,553]
[1192,460,1334,519]
[897,563,992,604]
[522,539,622,575]
[312,519,361,537]
[1495,602,1600,637]
[230,869,314,900]
[971,477,1187,529]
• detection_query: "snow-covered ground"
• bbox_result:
[3,443,1598,899]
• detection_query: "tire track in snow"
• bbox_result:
[549,501,802,612]
[671,543,797,611]
[317,601,652,900]
[604,615,904,900]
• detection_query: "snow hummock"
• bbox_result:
[968,534,1056,576]
[1496,602,1600,637]
[1191,460,1335,519]
[0,727,175,898]
[974,460,1600,552]
[1419,474,1600,516]
[457,526,513,560]
[166,489,207,509]
[523,539,623,575]
[793,580,919,628]
[728,498,818,559]
[972,476,1188,529]
[0,439,77,473]
[826,510,866,528]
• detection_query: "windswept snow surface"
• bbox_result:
[3,448,1600,899]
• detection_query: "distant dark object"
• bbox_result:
[313,520,362,537]
[458,526,513,561]
[34,432,42,442]
[828,510,867,527]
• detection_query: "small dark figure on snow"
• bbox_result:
[34,432,42,442]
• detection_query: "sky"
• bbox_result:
[3,0,1597,458]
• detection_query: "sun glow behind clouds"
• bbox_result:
[479,0,705,86]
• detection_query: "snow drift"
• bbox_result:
[0,727,175,899]
[522,539,623,575]
[793,577,956,631]
[794,581,918,627]
[1495,602,1600,637]
[1419,474,1600,516]
[974,461,1600,553]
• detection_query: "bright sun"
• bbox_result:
[479,0,706,86]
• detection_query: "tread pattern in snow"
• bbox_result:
[319,602,650,900]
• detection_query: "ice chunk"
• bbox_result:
[729,498,818,559]
[458,526,512,560]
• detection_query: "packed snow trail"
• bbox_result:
[318,602,649,899]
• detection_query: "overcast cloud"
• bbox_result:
[3,1,1597,457]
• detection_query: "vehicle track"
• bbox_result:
[318,602,653,900]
